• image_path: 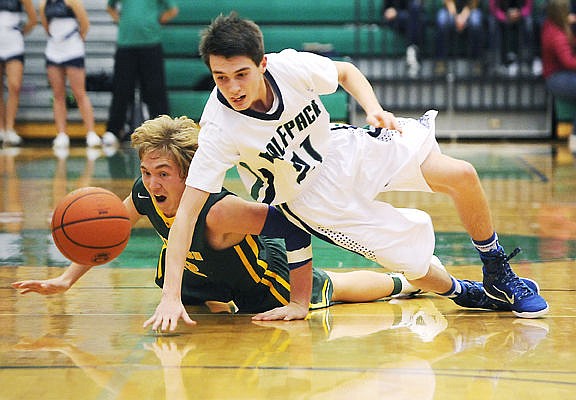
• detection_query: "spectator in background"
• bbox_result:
[531,0,546,76]
[541,0,576,149]
[435,0,485,75]
[102,0,179,148]
[381,0,425,77]
[570,0,576,33]
[40,0,101,148]
[0,0,36,146]
[488,0,536,76]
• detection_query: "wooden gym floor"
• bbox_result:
[0,140,575,399]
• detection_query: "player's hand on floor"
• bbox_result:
[143,297,196,332]
[252,302,309,321]
[11,278,70,295]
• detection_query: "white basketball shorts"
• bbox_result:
[279,110,441,279]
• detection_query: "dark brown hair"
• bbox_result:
[199,12,265,69]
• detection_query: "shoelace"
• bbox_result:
[498,248,532,300]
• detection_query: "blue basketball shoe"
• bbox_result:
[452,279,540,311]
[452,280,505,310]
[481,248,549,318]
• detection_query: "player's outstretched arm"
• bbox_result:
[12,196,142,296]
[334,61,401,132]
[11,262,93,295]
[143,187,208,331]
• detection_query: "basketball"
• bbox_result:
[51,187,131,266]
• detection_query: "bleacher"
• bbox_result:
[14,0,572,140]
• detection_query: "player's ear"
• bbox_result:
[259,55,267,73]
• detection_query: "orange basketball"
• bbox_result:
[51,187,131,266]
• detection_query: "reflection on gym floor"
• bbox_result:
[1,142,575,399]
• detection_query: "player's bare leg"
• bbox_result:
[408,260,453,294]
[327,270,419,303]
[420,151,493,242]
[420,151,548,318]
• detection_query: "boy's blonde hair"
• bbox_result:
[131,115,200,178]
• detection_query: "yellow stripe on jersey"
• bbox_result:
[157,244,166,279]
[263,269,290,291]
[244,234,270,270]
[150,197,174,228]
[309,278,330,310]
[234,241,262,283]
[234,234,290,305]
[261,278,289,306]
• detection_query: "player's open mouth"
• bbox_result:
[155,195,167,203]
[232,95,246,104]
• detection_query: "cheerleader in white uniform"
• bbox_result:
[40,0,101,148]
[0,0,36,145]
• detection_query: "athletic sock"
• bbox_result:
[473,232,505,271]
[390,276,403,296]
[472,232,503,254]
[439,277,462,298]
[390,273,420,296]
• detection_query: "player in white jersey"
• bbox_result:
[144,13,548,332]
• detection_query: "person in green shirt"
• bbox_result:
[102,0,179,147]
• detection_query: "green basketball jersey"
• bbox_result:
[131,177,332,312]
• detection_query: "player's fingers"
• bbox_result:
[181,312,197,326]
[160,316,174,332]
[367,113,401,132]
[143,315,157,329]
[252,311,272,320]
[283,312,299,321]
[380,114,401,132]
[265,311,287,321]
[381,113,401,132]
[169,317,178,331]
[23,282,43,290]
[11,281,34,289]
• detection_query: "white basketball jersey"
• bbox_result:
[188,49,339,205]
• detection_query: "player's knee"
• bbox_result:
[453,159,479,187]
[375,251,432,280]
[424,154,480,193]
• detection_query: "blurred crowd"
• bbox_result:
[382,0,576,77]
